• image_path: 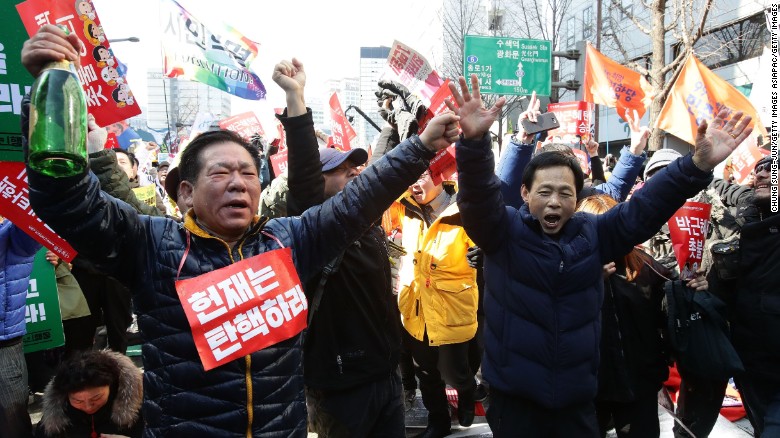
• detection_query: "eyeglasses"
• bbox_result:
[755,161,772,174]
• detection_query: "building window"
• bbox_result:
[567,16,576,48]
[622,3,633,20]
[582,7,593,40]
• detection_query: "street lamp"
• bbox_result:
[108,37,140,43]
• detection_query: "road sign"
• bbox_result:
[463,35,552,96]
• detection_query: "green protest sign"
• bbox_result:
[463,35,552,96]
[0,0,35,162]
[23,248,65,353]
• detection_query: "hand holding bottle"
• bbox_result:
[23,25,88,177]
[22,24,81,78]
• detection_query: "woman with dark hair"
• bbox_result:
[577,194,707,438]
[35,350,143,438]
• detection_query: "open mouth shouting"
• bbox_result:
[542,213,562,230]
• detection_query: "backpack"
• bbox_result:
[665,280,744,380]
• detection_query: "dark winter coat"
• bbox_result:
[455,133,712,409]
[0,220,41,341]
[278,109,400,390]
[35,350,143,438]
[27,137,435,436]
[731,199,780,384]
[597,251,671,402]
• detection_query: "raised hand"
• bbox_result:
[87,114,107,154]
[445,75,506,141]
[625,109,650,155]
[516,91,541,143]
[419,112,460,152]
[271,58,306,116]
[585,139,599,157]
[21,24,81,78]
[692,109,752,172]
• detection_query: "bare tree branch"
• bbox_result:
[610,0,652,35]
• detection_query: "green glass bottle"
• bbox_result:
[28,59,88,177]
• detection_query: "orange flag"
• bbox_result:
[655,54,766,146]
[583,44,655,121]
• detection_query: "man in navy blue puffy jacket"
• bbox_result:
[0,217,41,438]
[22,25,461,437]
[445,75,753,437]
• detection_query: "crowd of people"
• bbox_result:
[0,23,776,438]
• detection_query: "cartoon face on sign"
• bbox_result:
[84,21,106,46]
[112,84,134,107]
[76,0,96,20]
[93,45,115,68]
[100,66,122,86]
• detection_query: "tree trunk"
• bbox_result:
[648,0,667,151]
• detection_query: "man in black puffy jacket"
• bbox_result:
[729,155,780,437]
[22,26,460,437]
[273,59,404,437]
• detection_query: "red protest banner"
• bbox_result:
[273,108,287,151]
[728,137,765,185]
[16,0,142,128]
[175,248,307,371]
[382,40,445,105]
[419,79,456,132]
[428,145,457,186]
[0,162,76,262]
[668,201,712,280]
[270,149,288,177]
[570,148,591,175]
[104,132,119,149]
[219,112,265,140]
[329,93,356,151]
[547,101,595,144]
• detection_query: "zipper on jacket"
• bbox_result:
[559,260,564,273]
[336,354,343,374]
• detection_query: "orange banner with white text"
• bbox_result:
[655,54,765,146]
[583,44,654,121]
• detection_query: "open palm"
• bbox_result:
[445,75,505,140]
[693,109,752,171]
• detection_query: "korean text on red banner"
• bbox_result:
[547,101,594,144]
[667,201,712,280]
[175,248,308,371]
[329,93,356,151]
[270,150,289,179]
[16,0,142,127]
[219,112,265,140]
[382,41,445,105]
[728,138,766,184]
[0,162,76,262]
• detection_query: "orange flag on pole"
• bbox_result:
[655,54,765,146]
[583,44,655,121]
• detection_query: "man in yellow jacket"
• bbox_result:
[391,171,479,438]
